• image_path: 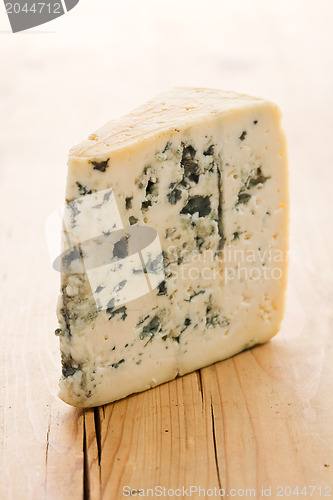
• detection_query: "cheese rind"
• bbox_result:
[56,88,289,407]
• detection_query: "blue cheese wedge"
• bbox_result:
[56,87,289,407]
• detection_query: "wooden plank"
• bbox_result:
[87,373,221,498]
[84,409,102,500]
[0,175,85,500]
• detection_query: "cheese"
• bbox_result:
[56,87,289,407]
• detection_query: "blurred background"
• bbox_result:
[1,0,332,185]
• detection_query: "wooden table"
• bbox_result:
[1,1,332,498]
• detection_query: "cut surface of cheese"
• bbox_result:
[56,87,289,407]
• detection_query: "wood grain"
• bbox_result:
[0,0,332,498]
